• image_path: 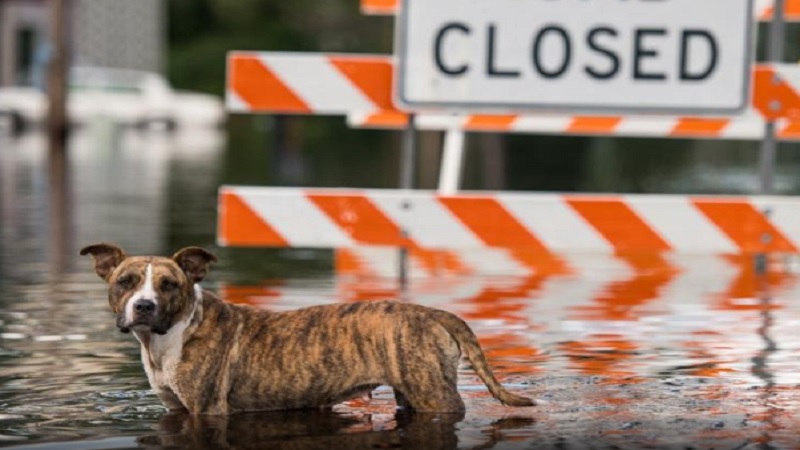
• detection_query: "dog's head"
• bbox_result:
[80,243,217,335]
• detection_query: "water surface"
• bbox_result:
[2,129,800,448]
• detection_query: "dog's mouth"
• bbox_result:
[117,315,169,335]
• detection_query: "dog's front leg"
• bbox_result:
[170,371,232,414]
[155,386,188,412]
[170,365,234,414]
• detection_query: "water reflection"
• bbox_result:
[216,252,800,410]
[140,411,464,450]
[0,126,224,282]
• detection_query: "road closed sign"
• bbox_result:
[395,0,754,114]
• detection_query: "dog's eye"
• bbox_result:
[116,276,133,289]
[161,280,178,291]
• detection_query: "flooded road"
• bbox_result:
[2,129,800,448]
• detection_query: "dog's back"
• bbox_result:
[176,299,533,413]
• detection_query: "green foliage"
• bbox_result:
[167,0,392,96]
[166,0,399,193]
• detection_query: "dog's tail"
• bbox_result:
[431,309,534,407]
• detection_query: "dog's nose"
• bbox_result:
[133,299,156,314]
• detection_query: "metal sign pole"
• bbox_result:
[759,0,785,195]
[398,113,417,290]
[400,114,418,190]
[756,0,785,275]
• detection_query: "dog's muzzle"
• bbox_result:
[119,299,168,335]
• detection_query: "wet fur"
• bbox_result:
[80,243,534,414]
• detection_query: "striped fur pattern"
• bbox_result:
[80,243,533,414]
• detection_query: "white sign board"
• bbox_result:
[395,0,754,114]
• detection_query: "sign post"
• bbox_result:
[439,118,466,195]
[396,0,754,115]
[398,113,417,290]
[759,0,786,195]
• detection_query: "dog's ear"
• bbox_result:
[80,243,127,281]
[172,247,218,283]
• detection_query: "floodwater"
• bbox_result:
[3,128,800,449]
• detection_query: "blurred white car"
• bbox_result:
[0,66,225,134]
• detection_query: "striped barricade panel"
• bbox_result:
[218,187,800,255]
[361,0,800,19]
[226,53,800,140]
[347,64,800,137]
[758,0,800,19]
[348,112,800,141]
[360,0,398,15]
[226,52,398,115]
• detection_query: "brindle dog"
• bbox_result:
[81,243,534,414]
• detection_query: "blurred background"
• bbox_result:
[4,0,800,198]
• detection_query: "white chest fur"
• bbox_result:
[134,284,202,409]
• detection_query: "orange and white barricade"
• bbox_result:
[226,52,800,140]
[361,0,800,18]
[226,52,397,116]
[218,187,800,277]
[220,2,800,281]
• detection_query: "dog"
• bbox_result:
[80,243,534,414]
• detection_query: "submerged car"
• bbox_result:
[0,66,224,135]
